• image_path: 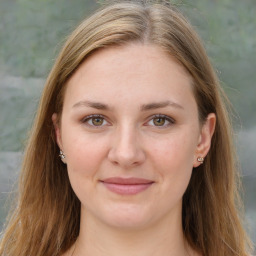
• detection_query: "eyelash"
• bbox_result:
[81,114,175,128]
[147,114,175,127]
[81,114,108,128]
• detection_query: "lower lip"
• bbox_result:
[102,182,153,195]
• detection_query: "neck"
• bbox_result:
[73,206,194,256]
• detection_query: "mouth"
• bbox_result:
[100,177,155,195]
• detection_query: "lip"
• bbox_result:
[100,177,154,195]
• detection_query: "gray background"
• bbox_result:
[0,0,255,248]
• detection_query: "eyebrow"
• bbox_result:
[72,100,184,111]
[140,100,184,111]
[72,100,109,110]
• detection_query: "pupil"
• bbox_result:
[92,117,103,126]
[153,117,165,126]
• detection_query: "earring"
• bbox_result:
[197,156,204,164]
[59,150,66,164]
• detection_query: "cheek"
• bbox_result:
[62,128,109,179]
[148,132,197,190]
[63,135,109,203]
[150,133,196,169]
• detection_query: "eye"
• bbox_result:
[82,114,108,127]
[147,114,175,127]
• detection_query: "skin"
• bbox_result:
[53,44,215,256]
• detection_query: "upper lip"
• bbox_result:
[101,177,154,185]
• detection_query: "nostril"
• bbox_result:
[112,160,119,166]
[107,147,146,168]
[107,131,146,168]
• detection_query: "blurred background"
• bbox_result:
[0,0,255,248]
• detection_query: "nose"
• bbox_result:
[107,125,146,169]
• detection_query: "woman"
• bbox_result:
[0,1,252,255]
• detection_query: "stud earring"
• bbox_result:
[59,150,66,164]
[197,156,204,164]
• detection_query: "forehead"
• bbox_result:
[63,44,196,111]
[69,43,192,83]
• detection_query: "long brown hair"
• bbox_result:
[0,1,252,255]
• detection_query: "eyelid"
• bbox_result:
[81,114,110,127]
[80,113,175,128]
[145,114,175,127]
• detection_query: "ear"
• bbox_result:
[52,113,63,150]
[193,113,216,167]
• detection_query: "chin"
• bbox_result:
[105,216,151,230]
[97,203,157,230]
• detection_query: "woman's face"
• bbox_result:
[53,44,215,230]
